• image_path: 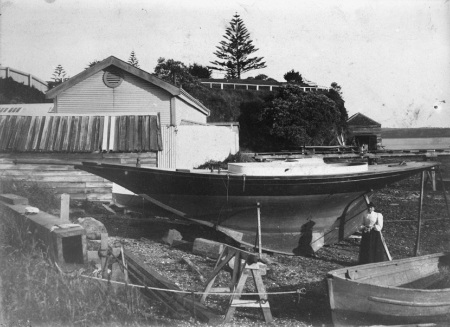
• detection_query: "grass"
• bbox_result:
[0,182,174,327]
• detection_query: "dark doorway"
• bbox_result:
[62,236,84,264]
[354,135,377,151]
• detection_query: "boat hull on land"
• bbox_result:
[76,160,438,255]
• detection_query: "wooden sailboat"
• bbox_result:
[76,158,438,255]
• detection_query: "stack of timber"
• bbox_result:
[0,152,156,202]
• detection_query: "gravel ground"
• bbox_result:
[79,175,450,327]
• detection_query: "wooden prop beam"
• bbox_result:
[414,170,426,256]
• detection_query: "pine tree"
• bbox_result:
[128,51,140,68]
[52,64,67,83]
[210,14,266,79]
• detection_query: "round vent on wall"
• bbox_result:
[103,70,123,88]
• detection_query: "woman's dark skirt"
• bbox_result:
[359,230,388,264]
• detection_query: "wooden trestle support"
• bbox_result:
[200,245,273,323]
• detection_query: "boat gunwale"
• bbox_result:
[327,252,450,294]
[77,161,440,181]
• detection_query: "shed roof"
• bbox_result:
[347,112,381,127]
[0,115,162,153]
[46,56,210,116]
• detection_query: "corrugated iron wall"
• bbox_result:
[0,115,162,153]
[158,126,177,168]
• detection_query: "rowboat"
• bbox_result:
[75,158,438,255]
[327,252,450,326]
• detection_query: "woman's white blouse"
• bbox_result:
[363,212,383,231]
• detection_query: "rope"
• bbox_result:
[80,274,304,297]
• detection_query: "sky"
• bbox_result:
[1,0,449,128]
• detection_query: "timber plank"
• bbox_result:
[39,116,51,150]
[79,193,112,201]
[68,116,76,152]
[47,187,112,195]
[85,116,94,152]
[5,116,18,150]
[95,116,105,151]
[0,116,9,150]
[10,116,26,150]
[75,116,83,152]
[156,114,162,150]
[24,116,37,151]
[2,116,13,150]
[0,164,75,170]
[134,116,140,151]
[1,170,95,177]
[7,175,108,182]
[150,116,158,151]
[17,117,32,151]
[113,116,119,151]
[127,116,135,151]
[62,116,72,151]
[36,182,112,189]
[69,117,79,152]
[143,116,150,151]
[47,116,60,151]
[31,116,44,151]
[79,116,89,152]
[54,116,66,151]
[119,116,127,151]
[136,116,143,151]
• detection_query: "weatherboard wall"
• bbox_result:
[54,70,173,125]
[175,98,207,125]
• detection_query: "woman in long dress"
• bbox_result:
[358,202,388,264]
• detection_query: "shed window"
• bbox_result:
[103,70,123,88]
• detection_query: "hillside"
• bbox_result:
[0,77,49,104]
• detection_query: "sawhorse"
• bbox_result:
[200,245,273,323]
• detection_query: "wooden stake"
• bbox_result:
[121,245,128,283]
[100,233,109,279]
[414,171,425,256]
[60,193,70,220]
[380,232,392,261]
[256,202,262,259]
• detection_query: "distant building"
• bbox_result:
[347,113,382,151]
[199,78,330,92]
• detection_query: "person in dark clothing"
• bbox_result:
[358,202,388,264]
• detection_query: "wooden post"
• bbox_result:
[437,166,450,219]
[414,171,425,256]
[256,202,262,259]
[121,245,129,283]
[60,193,70,220]
[100,233,109,279]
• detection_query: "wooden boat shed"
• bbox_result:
[0,56,213,201]
[347,112,382,151]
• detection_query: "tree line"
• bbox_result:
[47,13,349,151]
